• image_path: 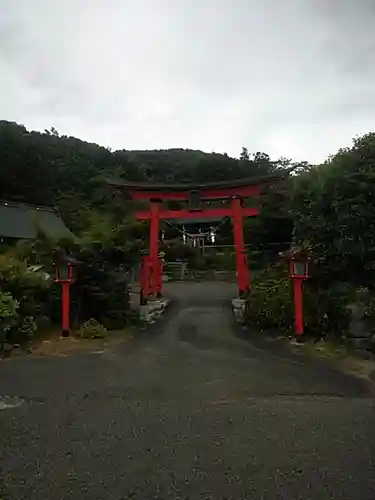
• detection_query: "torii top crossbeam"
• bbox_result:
[108,173,286,221]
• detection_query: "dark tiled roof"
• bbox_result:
[0,201,74,240]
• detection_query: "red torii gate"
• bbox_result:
[109,174,286,301]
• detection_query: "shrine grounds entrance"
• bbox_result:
[109,174,287,304]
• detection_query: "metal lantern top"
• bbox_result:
[289,256,309,279]
[54,253,80,283]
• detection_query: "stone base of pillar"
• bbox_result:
[139,298,170,323]
[231,298,247,325]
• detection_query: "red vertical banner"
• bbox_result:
[61,282,70,337]
[149,200,160,296]
[232,197,250,296]
[293,279,304,335]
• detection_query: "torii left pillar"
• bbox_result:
[149,200,161,298]
[232,197,250,296]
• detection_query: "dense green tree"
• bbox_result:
[240,147,250,161]
[291,133,375,289]
[0,120,283,238]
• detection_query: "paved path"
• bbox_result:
[0,282,374,499]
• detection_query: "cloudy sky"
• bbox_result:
[1,0,375,163]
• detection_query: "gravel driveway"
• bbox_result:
[0,282,374,499]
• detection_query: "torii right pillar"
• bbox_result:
[232,196,250,297]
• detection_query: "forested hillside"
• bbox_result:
[0,120,287,226]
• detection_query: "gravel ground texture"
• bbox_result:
[0,281,374,500]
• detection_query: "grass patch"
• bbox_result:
[29,327,134,357]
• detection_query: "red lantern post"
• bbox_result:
[289,255,309,335]
[54,255,78,337]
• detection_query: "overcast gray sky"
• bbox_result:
[1,0,375,163]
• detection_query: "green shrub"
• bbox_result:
[203,252,234,270]
[0,291,19,348]
[0,251,54,343]
[77,318,108,339]
[74,250,131,329]
[245,262,352,339]
[246,263,293,332]
[17,316,38,344]
[4,231,133,334]
[352,287,375,332]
